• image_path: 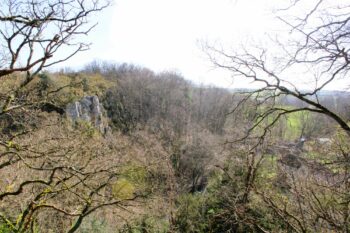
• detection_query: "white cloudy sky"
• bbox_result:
[59,0,279,88]
[58,0,348,90]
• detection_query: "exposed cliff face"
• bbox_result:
[66,96,108,134]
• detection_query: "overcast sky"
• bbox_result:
[58,0,348,90]
[59,0,280,88]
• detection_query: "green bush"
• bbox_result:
[174,193,210,233]
[0,224,13,233]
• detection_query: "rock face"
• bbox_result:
[66,96,108,134]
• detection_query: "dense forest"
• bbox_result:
[1,0,350,232]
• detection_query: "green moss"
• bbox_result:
[113,164,149,200]
[112,178,135,200]
[120,164,148,190]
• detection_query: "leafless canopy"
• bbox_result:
[0,0,109,84]
[205,0,350,143]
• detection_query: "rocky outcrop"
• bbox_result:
[66,96,108,134]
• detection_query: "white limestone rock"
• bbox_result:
[66,96,108,134]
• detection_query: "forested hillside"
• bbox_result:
[1,0,350,232]
[1,62,349,232]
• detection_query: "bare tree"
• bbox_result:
[205,0,350,143]
[0,111,143,232]
[203,1,350,231]
[0,0,109,115]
